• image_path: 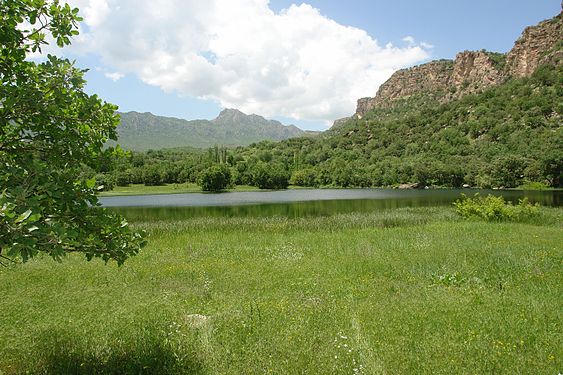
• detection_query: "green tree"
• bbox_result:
[251,163,290,189]
[0,1,145,265]
[142,164,165,186]
[198,165,232,192]
[290,168,318,187]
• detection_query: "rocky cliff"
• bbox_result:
[351,11,562,119]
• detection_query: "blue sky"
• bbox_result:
[69,0,561,130]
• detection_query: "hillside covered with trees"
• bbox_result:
[92,13,562,191]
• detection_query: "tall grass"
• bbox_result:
[0,206,561,374]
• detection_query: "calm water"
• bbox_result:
[100,188,562,220]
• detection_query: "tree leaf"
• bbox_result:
[15,210,32,224]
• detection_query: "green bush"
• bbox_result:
[143,164,166,186]
[290,168,318,187]
[114,170,133,186]
[198,164,232,192]
[93,173,115,191]
[517,181,551,190]
[454,194,540,222]
[251,163,290,189]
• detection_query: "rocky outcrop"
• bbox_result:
[352,11,562,119]
[450,51,504,93]
[356,60,453,117]
[506,13,562,77]
[332,116,351,128]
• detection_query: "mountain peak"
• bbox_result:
[215,108,247,121]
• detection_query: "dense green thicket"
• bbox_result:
[198,164,232,192]
[92,65,562,190]
[454,194,540,222]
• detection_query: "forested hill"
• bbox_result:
[95,12,561,190]
[112,109,309,151]
[232,12,562,189]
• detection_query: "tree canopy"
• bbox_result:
[0,0,145,265]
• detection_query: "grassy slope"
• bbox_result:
[0,207,561,374]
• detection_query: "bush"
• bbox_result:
[290,168,318,187]
[517,181,550,190]
[251,163,290,190]
[114,170,132,186]
[198,164,232,192]
[93,173,115,191]
[143,164,166,186]
[454,194,540,222]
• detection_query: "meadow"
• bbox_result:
[99,183,263,196]
[0,206,561,374]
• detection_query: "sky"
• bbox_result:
[51,0,561,130]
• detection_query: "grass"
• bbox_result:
[0,206,561,374]
[99,183,263,196]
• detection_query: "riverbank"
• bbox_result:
[99,183,561,197]
[0,206,561,373]
[98,183,262,196]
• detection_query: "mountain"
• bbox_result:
[234,11,561,189]
[341,11,562,122]
[113,109,310,151]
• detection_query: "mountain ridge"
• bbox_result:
[342,10,562,122]
[113,108,312,151]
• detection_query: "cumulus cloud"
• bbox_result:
[66,0,431,122]
[95,67,124,81]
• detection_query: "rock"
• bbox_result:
[331,117,351,128]
[462,184,471,188]
[397,183,422,189]
[352,11,562,119]
[506,13,562,78]
[355,60,453,117]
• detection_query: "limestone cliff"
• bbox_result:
[351,11,562,119]
[506,13,562,77]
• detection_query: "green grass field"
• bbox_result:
[0,207,561,374]
[99,183,264,196]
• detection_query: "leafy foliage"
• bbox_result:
[453,194,540,222]
[251,163,290,189]
[0,0,145,265]
[198,164,232,192]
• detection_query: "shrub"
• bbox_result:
[454,194,540,222]
[251,163,290,190]
[290,168,318,187]
[93,173,115,191]
[114,170,132,186]
[143,164,166,186]
[517,181,550,190]
[198,164,232,192]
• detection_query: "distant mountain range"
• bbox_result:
[112,109,314,151]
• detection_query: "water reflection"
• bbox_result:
[104,188,561,221]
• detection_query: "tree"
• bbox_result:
[142,164,165,186]
[290,168,318,187]
[0,1,145,265]
[251,163,290,189]
[198,165,232,192]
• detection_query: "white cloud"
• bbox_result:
[104,71,124,81]
[95,67,124,81]
[66,0,431,122]
[402,36,415,45]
